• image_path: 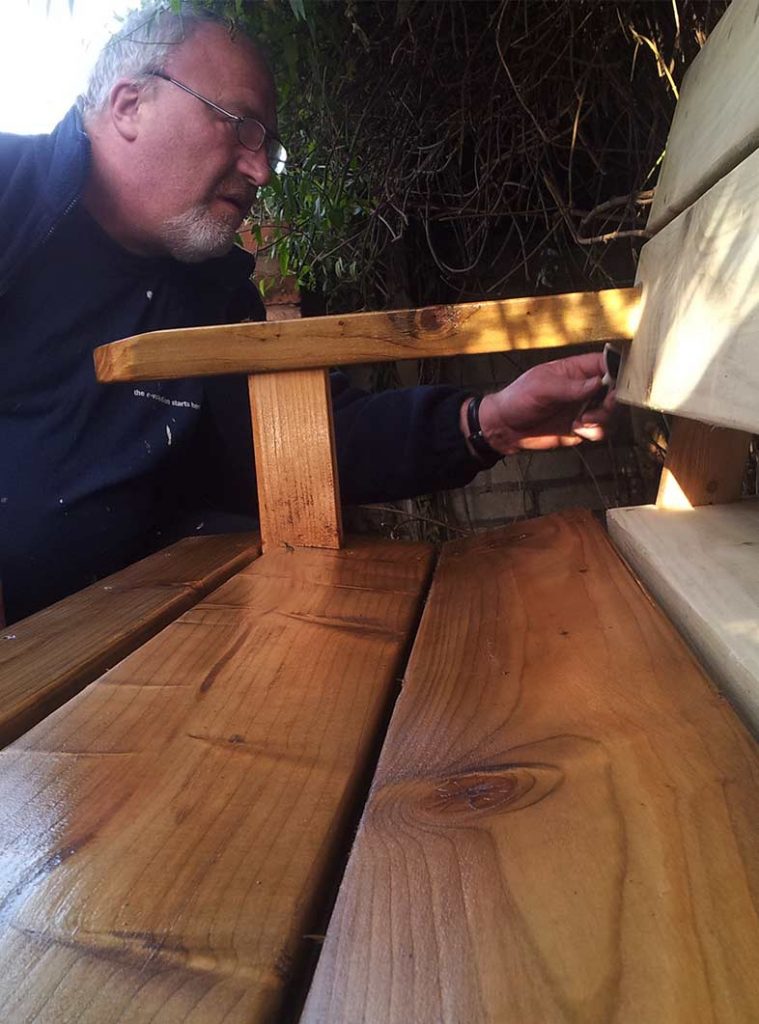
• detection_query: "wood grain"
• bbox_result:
[657,415,751,508]
[93,288,641,382]
[0,538,433,1023]
[0,533,259,749]
[248,369,342,551]
[618,145,759,432]
[609,499,759,732]
[303,510,759,1024]
[648,0,759,233]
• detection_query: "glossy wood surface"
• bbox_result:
[0,534,259,749]
[94,289,641,382]
[303,511,759,1023]
[0,538,433,1023]
[248,369,342,551]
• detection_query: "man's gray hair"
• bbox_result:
[78,3,231,116]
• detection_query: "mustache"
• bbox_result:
[216,181,258,211]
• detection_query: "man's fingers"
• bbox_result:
[539,373,603,406]
[572,422,605,442]
[517,433,584,450]
[550,351,606,379]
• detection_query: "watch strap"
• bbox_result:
[466,395,501,461]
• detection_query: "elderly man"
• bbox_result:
[0,3,613,624]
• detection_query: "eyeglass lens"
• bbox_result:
[238,119,287,172]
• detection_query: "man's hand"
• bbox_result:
[461,351,615,456]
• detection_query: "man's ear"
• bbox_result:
[109,80,144,141]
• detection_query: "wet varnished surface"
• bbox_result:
[303,510,759,1024]
[0,534,260,748]
[0,538,433,1023]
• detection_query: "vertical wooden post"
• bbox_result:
[248,368,343,551]
[657,416,751,510]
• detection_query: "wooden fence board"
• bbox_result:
[93,289,641,382]
[618,145,759,433]
[0,538,433,1023]
[0,533,259,748]
[609,499,759,732]
[648,0,759,233]
[302,510,759,1024]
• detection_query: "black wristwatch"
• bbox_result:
[466,395,501,462]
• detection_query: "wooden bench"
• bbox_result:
[2,0,759,1019]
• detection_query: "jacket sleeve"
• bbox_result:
[331,372,496,503]
[192,370,496,514]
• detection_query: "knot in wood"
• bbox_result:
[413,764,562,825]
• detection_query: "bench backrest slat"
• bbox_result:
[648,0,759,233]
[618,144,759,432]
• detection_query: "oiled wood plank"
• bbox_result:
[618,146,759,432]
[648,0,759,233]
[249,369,342,551]
[303,511,759,1024]
[609,499,759,731]
[93,289,641,382]
[0,538,433,1023]
[0,533,259,748]
[656,416,751,508]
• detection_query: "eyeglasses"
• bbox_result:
[148,71,287,174]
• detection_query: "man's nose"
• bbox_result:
[237,145,272,188]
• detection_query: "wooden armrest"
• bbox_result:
[93,288,641,383]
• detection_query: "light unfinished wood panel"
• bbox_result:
[618,144,759,432]
[93,288,641,382]
[609,499,759,730]
[302,510,759,1024]
[0,537,434,1024]
[0,533,259,749]
[249,369,342,551]
[648,0,759,233]
[657,415,751,508]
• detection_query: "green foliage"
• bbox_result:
[196,1,726,310]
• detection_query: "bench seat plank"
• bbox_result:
[0,533,260,748]
[303,510,759,1023]
[608,499,759,730]
[618,143,759,432]
[0,537,433,1023]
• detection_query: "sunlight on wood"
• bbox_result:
[656,469,694,510]
[619,149,759,432]
[94,288,642,382]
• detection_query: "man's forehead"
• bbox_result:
[165,23,275,113]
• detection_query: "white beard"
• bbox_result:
[161,203,241,263]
